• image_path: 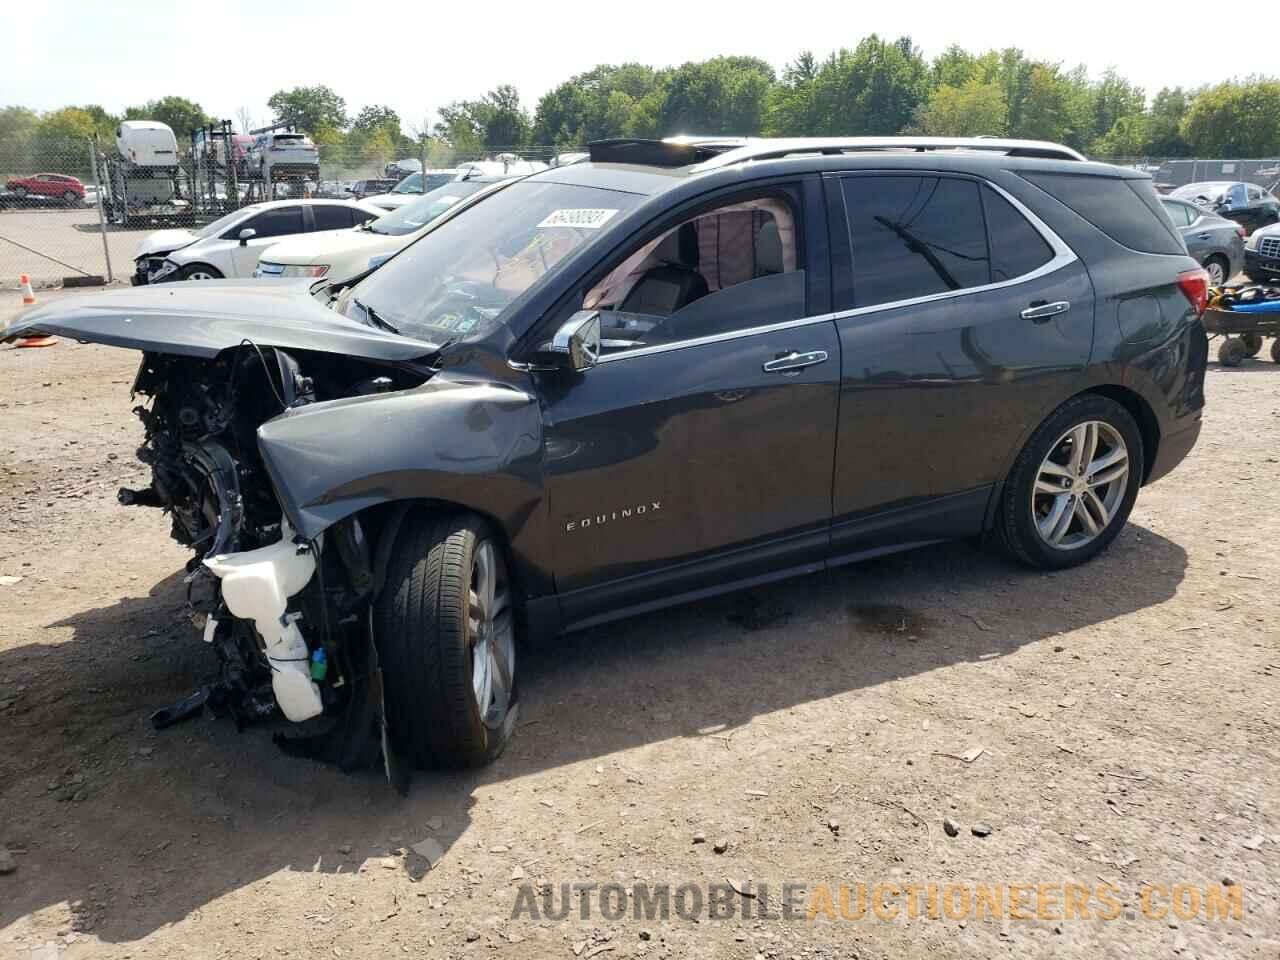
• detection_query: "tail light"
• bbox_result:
[1177,268,1210,316]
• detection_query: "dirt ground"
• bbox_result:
[0,292,1277,959]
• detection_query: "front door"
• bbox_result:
[226,205,306,276]
[539,181,840,628]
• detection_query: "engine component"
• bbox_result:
[203,518,324,722]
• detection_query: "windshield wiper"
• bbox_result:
[353,299,401,335]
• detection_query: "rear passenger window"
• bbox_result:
[313,205,354,230]
[982,187,1053,281]
[1020,172,1183,255]
[840,176,989,308]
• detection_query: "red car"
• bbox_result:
[6,173,86,202]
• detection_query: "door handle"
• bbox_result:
[762,350,828,374]
[1021,300,1071,323]
[1195,233,1212,240]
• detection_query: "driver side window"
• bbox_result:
[582,192,805,354]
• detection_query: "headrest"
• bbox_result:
[756,220,782,275]
[652,222,699,268]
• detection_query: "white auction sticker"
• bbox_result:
[536,208,619,229]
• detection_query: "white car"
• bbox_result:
[255,180,503,283]
[131,199,385,285]
[362,169,462,211]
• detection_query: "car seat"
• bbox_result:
[619,223,709,316]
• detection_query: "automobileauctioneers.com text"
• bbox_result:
[511,879,1244,923]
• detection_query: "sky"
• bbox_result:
[2,0,1272,131]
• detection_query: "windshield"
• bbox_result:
[1172,182,1231,202]
[346,180,642,341]
[392,173,423,194]
[196,205,262,238]
[367,181,488,236]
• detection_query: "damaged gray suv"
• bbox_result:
[7,137,1209,781]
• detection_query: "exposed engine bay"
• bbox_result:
[119,344,429,787]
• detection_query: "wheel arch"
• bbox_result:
[1081,384,1160,484]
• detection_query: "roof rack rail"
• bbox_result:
[691,137,1086,170]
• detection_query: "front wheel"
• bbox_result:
[996,395,1143,570]
[375,511,517,768]
[178,263,223,281]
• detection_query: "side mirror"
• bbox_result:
[238,227,257,245]
[538,310,601,372]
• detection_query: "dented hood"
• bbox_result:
[2,280,442,361]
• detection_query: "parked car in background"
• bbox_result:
[363,169,461,210]
[255,178,504,283]
[348,178,398,200]
[5,173,85,203]
[1160,196,1245,285]
[131,198,384,284]
[1244,221,1280,283]
[385,158,423,179]
[1170,181,1280,235]
[248,132,321,182]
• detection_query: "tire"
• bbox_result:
[63,190,78,204]
[12,186,26,198]
[1241,333,1264,357]
[375,510,518,768]
[1218,337,1247,367]
[996,394,1143,570]
[178,263,222,281]
[1204,255,1229,287]
[1271,338,1280,364]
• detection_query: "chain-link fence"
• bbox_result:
[0,138,117,287]
[0,136,567,288]
[3,136,1279,289]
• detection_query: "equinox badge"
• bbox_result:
[565,502,662,532]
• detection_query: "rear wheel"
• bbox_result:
[1204,255,1228,286]
[1271,339,1280,364]
[178,263,222,281]
[62,190,78,204]
[375,510,517,768]
[1218,337,1247,366]
[996,395,1142,570]
[1241,333,1264,357]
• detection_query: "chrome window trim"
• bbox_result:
[593,176,1077,366]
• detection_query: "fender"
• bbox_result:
[256,373,550,594]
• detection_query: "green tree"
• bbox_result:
[123,96,212,135]
[1144,87,1191,156]
[1090,69,1145,146]
[807,36,929,135]
[912,80,1008,136]
[763,51,821,136]
[351,105,401,135]
[531,63,667,145]
[267,85,348,133]
[1092,114,1150,157]
[36,107,103,141]
[1180,79,1280,157]
[478,84,531,148]
[931,45,981,87]
[0,105,40,141]
[657,56,775,135]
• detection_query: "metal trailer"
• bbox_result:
[1204,302,1280,365]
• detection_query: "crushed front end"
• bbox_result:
[121,345,427,787]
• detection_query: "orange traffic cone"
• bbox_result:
[14,274,57,347]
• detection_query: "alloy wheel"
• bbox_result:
[1206,259,1226,285]
[1032,421,1130,551]
[467,541,514,729]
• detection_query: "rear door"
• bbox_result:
[823,172,1093,560]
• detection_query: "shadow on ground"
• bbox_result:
[0,525,1187,942]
